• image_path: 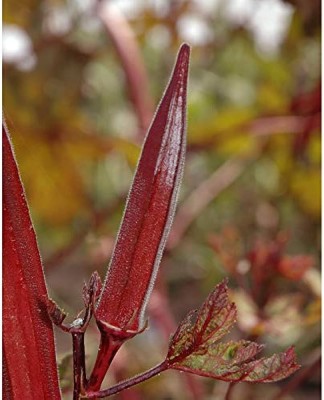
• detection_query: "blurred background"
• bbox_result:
[3,0,321,399]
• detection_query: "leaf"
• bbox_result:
[95,43,190,333]
[46,272,103,333]
[277,255,314,281]
[3,123,61,399]
[166,279,300,383]
[83,271,103,309]
[46,298,67,327]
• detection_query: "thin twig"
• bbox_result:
[249,115,308,136]
[167,157,252,250]
[187,114,313,153]
[96,1,154,139]
[44,195,125,270]
[149,278,205,400]
[108,348,143,400]
[85,361,168,398]
[224,382,236,400]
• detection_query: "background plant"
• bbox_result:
[3,0,320,399]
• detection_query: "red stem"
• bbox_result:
[85,361,168,398]
[86,331,124,392]
[72,332,87,400]
[149,279,205,400]
[44,195,125,270]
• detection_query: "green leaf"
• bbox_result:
[166,279,300,383]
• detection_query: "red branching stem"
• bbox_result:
[85,361,168,399]
[86,331,124,392]
[96,1,154,138]
[72,332,87,400]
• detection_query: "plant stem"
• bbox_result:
[85,361,168,398]
[149,282,205,400]
[72,332,87,400]
[224,382,236,400]
[86,331,123,392]
[44,195,124,270]
[167,157,251,250]
[96,1,154,139]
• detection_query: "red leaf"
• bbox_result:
[166,280,300,383]
[277,255,314,281]
[95,43,190,332]
[3,123,61,399]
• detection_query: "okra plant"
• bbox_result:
[3,44,300,400]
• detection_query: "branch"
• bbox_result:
[149,279,205,400]
[249,115,308,137]
[72,332,87,400]
[224,382,236,400]
[44,194,125,270]
[187,114,313,153]
[96,1,154,139]
[167,157,252,250]
[85,362,168,398]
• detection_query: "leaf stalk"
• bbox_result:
[85,361,168,398]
